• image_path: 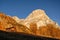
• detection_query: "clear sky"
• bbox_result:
[0,0,60,25]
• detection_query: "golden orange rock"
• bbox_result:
[0,9,60,39]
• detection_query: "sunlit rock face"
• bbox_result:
[12,9,59,29]
[12,16,21,23]
[12,16,24,24]
[24,9,57,28]
[12,9,60,30]
[0,9,60,39]
[0,13,32,34]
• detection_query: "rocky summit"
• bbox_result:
[0,9,60,39]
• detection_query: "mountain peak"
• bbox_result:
[26,9,45,19]
[32,9,45,15]
[25,9,51,22]
[0,9,60,38]
[24,9,55,28]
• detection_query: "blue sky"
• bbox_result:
[0,0,60,25]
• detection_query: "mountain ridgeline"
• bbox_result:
[0,9,60,39]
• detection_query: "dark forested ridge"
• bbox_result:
[0,30,59,40]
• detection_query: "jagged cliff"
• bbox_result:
[0,9,60,39]
[0,13,32,34]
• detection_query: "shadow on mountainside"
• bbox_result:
[0,30,60,40]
